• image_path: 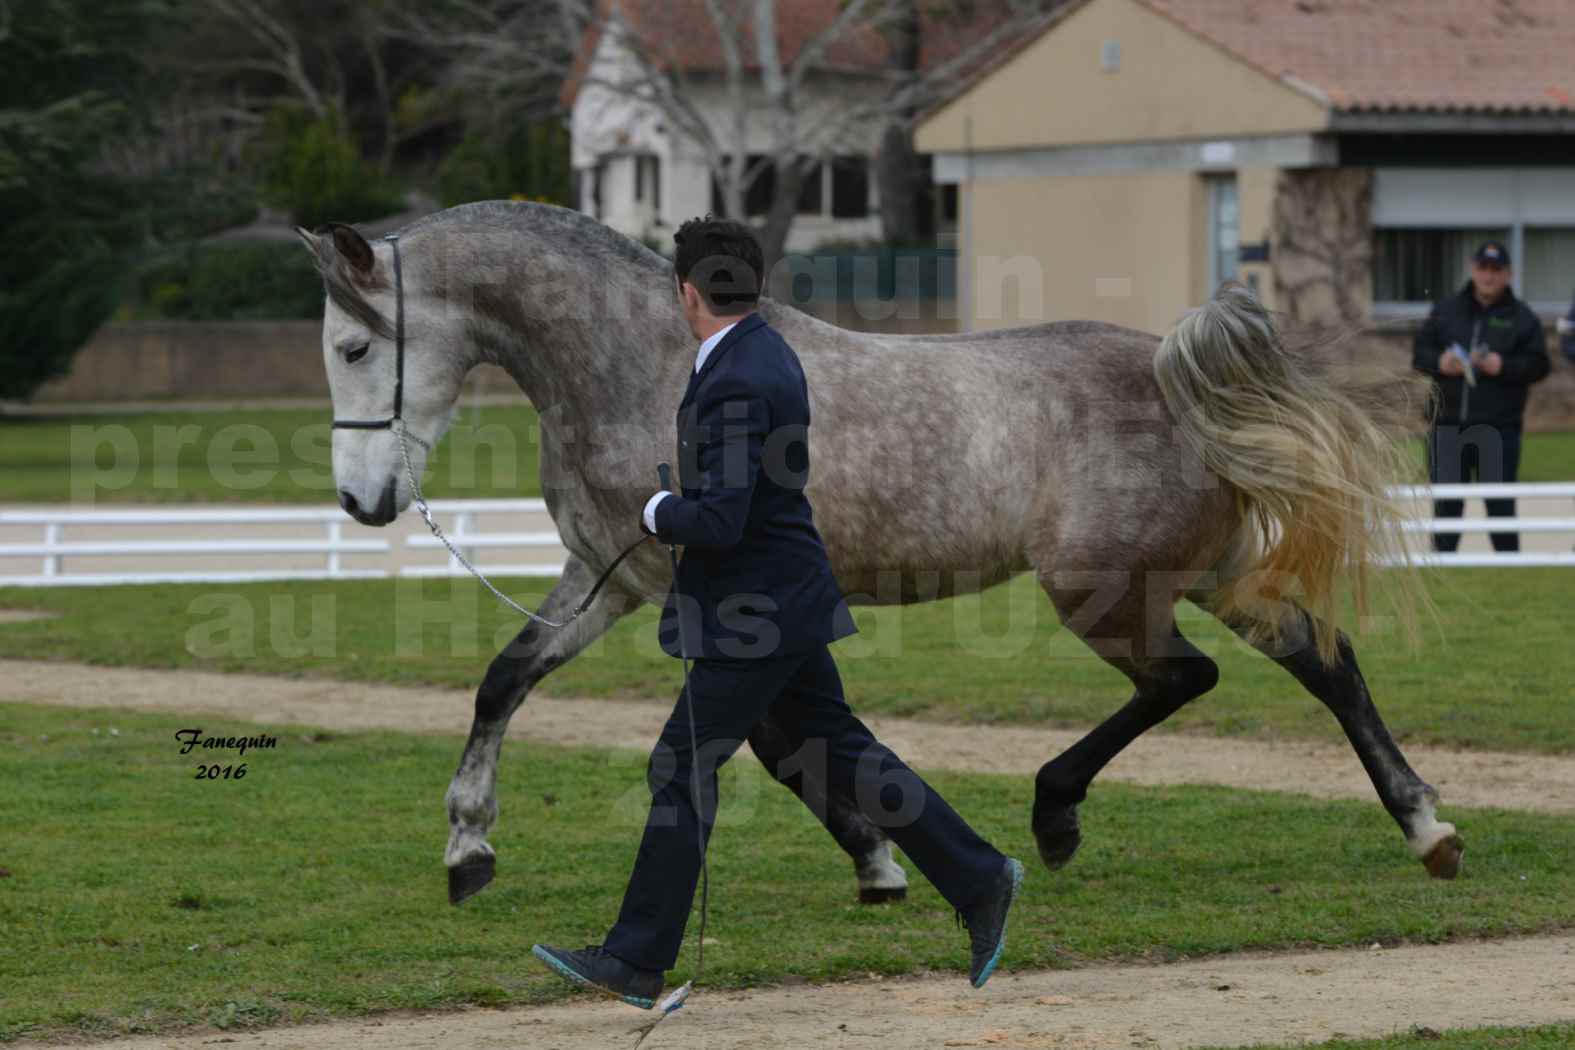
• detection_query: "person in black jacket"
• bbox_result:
[1411,240,1551,552]
[531,217,1024,1008]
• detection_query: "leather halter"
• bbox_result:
[331,232,429,451]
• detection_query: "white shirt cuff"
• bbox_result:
[642,491,671,533]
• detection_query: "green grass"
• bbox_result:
[1511,428,1575,484]
[0,412,1570,504]
[1,702,1572,1042]
[1402,429,1574,485]
[1204,1027,1575,1050]
[0,405,543,503]
[1,567,1571,753]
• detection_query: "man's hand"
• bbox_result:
[1438,351,1465,377]
[1473,351,1504,377]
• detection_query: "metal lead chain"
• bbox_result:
[395,420,649,629]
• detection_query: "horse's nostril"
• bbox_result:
[339,490,359,516]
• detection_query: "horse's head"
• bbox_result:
[296,223,465,526]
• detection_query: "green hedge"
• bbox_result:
[125,241,323,322]
[256,106,405,229]
[436,118,572,208]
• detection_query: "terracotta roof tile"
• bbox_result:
[1142,0,1575,113]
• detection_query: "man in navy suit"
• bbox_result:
[533,217,1022,1008]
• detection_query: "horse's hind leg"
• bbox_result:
[749,716,908,903]
[446,554,634,904]
[1208,602,1464,879]
[1032,577,1221,872]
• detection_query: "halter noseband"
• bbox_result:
[331,232,430,451]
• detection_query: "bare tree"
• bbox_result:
[174,0,455,172]
[874,0,922,244]
[411,0,1065,266]
[191,0,343,120]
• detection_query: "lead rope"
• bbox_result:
[394,421,650,629]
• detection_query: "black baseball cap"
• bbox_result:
[1473,240,1510,267]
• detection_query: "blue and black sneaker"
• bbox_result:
[957,856,1025,989]
[531,943,663,1009]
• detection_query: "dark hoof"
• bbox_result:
[1033,801,1082,871]
[1422,834,1464,880]
[448,854,496,905]
[858,885,908,905]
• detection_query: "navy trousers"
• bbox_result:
[1427,424,1523,553]
[602,642,1006,972]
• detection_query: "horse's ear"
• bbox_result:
[320,222,374,275]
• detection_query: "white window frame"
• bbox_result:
[1206,173,1239,293]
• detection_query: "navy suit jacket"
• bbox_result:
[646,312,857,660]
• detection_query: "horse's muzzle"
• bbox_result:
[338,479,399,526]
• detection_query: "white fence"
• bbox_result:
[0,507,390,587]
[1389,483,1575,567]
[402,499,564,578]
[2,486,1573,587]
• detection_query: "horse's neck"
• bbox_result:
[466,236,689,429]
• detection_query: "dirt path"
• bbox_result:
[24,934,1575,1050]
[5,658,1575,814]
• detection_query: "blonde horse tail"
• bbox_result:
[1153,284,1429,666]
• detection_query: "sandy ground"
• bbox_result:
[24,935,1575,1050]
[4,657,1574,815]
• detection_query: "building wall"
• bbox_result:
[1236,165,1280,310]
[916,0,1326,155]
[962,168,1201,335]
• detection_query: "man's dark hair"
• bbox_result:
[673,215,762,315]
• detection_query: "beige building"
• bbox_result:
[915,0,1575,336]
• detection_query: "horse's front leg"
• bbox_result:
[748,715,909,903]
[446,554,635,904]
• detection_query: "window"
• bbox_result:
[1373,228,1510,304]
[1521,228,1575,304]
[710,154,775,216]
[709,154,838,217]
[797,160,823,215]
[1207,174,1239,291]
[1371,168,1575,311]
[633,154,661,216]
[830,155,870,218]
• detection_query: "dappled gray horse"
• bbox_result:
[298,201,1462,908]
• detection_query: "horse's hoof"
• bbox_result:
[1033,802,1082,871]
[448,854,496,905]
[1421,834,1464,880]
[854,841,908,905]
[858,885,908,904]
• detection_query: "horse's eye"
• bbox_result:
[345,344,369,364]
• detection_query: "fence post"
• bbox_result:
[452,510,474,574]
[327,519,342,577]
[43,522,61,578]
